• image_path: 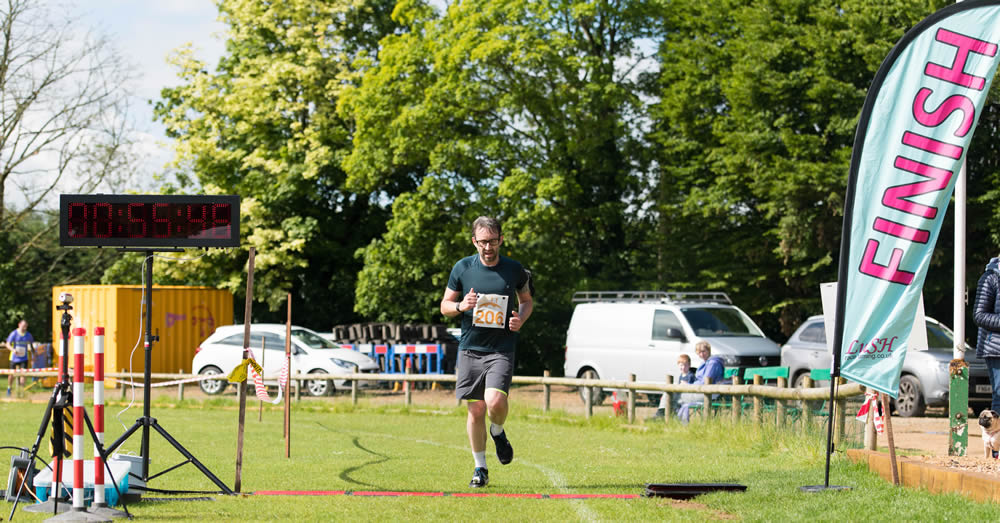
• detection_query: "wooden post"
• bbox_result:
[776,376,787,426]
[753,374,763,426]
[627,374,636,423]
[835,377,847,448]
[664,375,674,422]
[235,246,256,493]
[732,375,742,422]
[543,370,551,413]
[177,369,184,402]
[584,379,592,420]
[284,293,291,459]
[880,393,900,485]
[121,369,127,400]
[702,377,712,420]
[295,376,300,402]
[801,376,813,430]
[351,364,359,405]
[864,391,877,451]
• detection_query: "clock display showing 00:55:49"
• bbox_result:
[59,194,240,248]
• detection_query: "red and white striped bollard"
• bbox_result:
[93,327,106,507]
[72,327,86,512]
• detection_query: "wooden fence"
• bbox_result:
[2,368,865,448]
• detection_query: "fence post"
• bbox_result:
[702,377,713,420]
[835,377,847,449]
[294,376,300,402]
[121,369,127,400]
[178,368,184,402]
[405,361,412,406]
[351,364,359,406]
[584,379,592,420]
[732,374,742,422]
[664,375,674,422]
[864,388,877,451]
[543,370,551,413]
[776,376,786,426]
[801,376,813,431]
[753,374,763,426]
[627,374,636,423]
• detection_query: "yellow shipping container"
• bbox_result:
[51,285,233,376]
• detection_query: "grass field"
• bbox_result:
[2,393,1000,522]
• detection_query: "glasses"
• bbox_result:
[475,238,501,248]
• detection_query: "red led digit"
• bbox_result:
[189,204,207,237]
[153,203,169,238]
[211,204,231,239]
[95,203,112,238]
[128,203,146,238]
[68,203,87,238]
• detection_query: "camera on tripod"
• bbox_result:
[56,292,73,311]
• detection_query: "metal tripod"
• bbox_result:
[102,251,233,495]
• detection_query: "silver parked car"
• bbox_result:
[781,315,991,417]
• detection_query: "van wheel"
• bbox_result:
[893,375,925,417]
[578,369,605,406]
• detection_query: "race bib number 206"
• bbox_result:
[473,294,509,329]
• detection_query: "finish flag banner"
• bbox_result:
[836,1,1000,397]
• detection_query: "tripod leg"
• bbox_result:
[150,421,235,495]
[104,420,143,458]
[82,411,132,518]
[8,385,62,520]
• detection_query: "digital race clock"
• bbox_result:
[59,194,240,248]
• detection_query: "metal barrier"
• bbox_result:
[354,343,392,372]
[390,344,444,375]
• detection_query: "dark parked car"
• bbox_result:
[781,315,991,417]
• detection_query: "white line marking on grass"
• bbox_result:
[322,424,599,521]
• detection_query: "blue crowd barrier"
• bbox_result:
[391,344,444,375]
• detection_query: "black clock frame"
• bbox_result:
[59,194,240,248]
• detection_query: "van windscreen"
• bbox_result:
[680,307,764,337]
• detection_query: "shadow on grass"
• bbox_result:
[315,421,392,488]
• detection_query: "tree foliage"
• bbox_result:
[649,0,957,335]
[0,0,136,339]
[342,0,665,373]
[124,0,1000,375]
[126,0,401,325]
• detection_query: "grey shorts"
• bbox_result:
[455,349,515,401]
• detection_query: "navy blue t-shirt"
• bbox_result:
[447,254,529,353]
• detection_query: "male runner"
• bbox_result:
[440,216,533,488]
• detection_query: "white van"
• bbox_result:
[563,291,780,403]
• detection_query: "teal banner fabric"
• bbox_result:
[838,1,1000,396]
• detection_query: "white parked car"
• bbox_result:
[192,324,380,396]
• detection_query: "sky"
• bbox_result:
[78,2,226,182]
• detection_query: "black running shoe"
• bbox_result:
[492,429,513,465]
[469,467,489,488]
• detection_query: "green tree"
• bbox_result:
[116,0,401,327]
[343,0,665,373]
[649,0,954,336]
